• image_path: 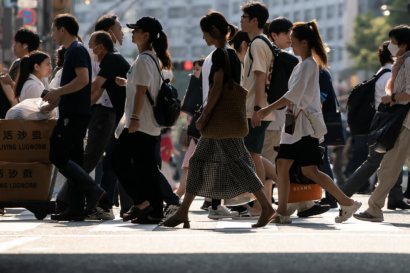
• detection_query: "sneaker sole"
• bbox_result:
[208,215,238,219]
[353,214,384,222]
[335,202,362,223]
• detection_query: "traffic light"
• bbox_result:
[173,61,194,71]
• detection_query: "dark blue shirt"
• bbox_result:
[319,68,337,114]
[59,41,92,117]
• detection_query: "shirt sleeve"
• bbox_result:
[211,48,225,72]
[9,59,21,81]
[405,58,410,95]
[129,56,153,87]
[71,46,90,69]
[249,40,270,74]
[162,70,174,81]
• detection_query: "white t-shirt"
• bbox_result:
[49,69,63,89]
[243,36,275,121]
[20,74,44,102]
[281,57,321,144]
[375,64,392,108]
[125,50,164,136]
[201,50,215,106]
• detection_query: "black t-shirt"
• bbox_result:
[209,48,241,87]
[0,84,12,119]
[319,69,337,114]
[59,41,92,117]
[97,51,130,125]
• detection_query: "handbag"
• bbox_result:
[321,99,346,146]
[368,103,410,153]
[181,75,203,117]
[200,48,249,139]
[178,127,191,151]
[303,110,328,139]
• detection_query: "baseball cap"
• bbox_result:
[127,16,163,37]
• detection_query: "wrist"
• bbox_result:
[391,93,397,102]
[253,105,262,112]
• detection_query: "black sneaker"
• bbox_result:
[200,200,211,211]
[297,204,330,217]
[228,204,250,213]
[317,198,338,209]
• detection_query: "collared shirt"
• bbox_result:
[375,64,392,108]
[19,74,44,102]
[392,52,410,129]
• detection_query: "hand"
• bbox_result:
[251,111,261,128]
[39,104,57,113]
[128,119,140,133]
[256,107,271,121]
[116,77,127,87]
[0,74,14,86]
[381,95,392,105]
[43,88,61,104]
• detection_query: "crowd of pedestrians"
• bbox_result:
[1,1,410,227]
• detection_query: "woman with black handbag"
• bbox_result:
[161,11,276,229]
[354,25,410,222]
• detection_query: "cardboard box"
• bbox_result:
[0,161,53,202]
[288,183,322,203]
[0,120,56,163]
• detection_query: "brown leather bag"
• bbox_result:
[178,127,191,151]
[200,48,249,139]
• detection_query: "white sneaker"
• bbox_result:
[335,201,362,223]
[86,207,115,220]
[271,214,292,224]
[208,205,239,219]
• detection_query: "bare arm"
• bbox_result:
[43,67,90,104]
[250,71,267,128]
[1,81,16,106]
[257,96,291,120]
[90,76,107,105]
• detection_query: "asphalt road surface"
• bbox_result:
[1,194,410,273]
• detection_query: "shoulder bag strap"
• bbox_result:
[247,35,275,77]
[221,48,233,86]
[140,52,164,106]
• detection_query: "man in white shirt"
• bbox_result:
[240,1,274,216]
[341,41,410,211]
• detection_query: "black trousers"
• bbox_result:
[113,129,163,218]
[50,114,96,212]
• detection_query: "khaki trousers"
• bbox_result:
[261,130,282,164]
[365,127,410,218]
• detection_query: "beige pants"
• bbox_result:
[261,130,282,164]
[365,127,410,218]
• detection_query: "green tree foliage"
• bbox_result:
[385,0,410,26]
[347,12,391,71]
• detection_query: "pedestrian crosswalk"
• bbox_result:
[0,209,404,233]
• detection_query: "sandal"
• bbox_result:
[123,205,153,222]
[159,215,190,228]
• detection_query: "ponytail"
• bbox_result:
[292,20,328,69]
[151,30,172,70]
[200,11,237,41]
[14,51,49,99]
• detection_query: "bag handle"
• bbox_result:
[140,52,165,107]
[221,48,233,87]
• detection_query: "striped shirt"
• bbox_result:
[392,52,410,129]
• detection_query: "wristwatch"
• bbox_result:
[254,105,262,111]
[391,93,397,102]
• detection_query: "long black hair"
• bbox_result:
[14,51,49,99]
[292,20,328,69]
[149,30,172,70]
[200,11,237,41]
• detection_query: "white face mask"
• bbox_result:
[388,42,400,57]
[88,45,101,62]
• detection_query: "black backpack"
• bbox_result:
[347,68,391,136]
[247,35,299,107]
[142,53,181,127]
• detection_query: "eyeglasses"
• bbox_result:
[241,15,249,19]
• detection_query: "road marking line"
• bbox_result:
[216,219,278,231]
[321,209,403,232]
[90,218,157,232]
[0,237,41,252]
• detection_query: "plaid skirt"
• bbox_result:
[186,137,263,199]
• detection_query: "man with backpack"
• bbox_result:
[342,41,410,210]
